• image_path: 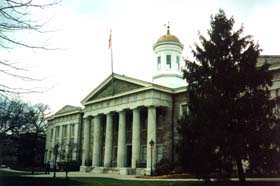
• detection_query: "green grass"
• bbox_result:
[1,170,280,186]
[72,177,203,186]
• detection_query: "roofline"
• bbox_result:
[47,109,83,121]
[83,84,175,106]
[47,105,82,121]
[81,73,155,105]
[173,86,187,93]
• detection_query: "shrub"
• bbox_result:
[58,160,80,171]
[155,159,174,175]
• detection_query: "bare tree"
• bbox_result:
[0,0,60,96]
[64,141,77,179]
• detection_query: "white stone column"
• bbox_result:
[66,124,71,160]
[81,117,91,166]
[104,113,113,167]
[51,127,56,161]
[117,110,126,167]
[131,107,140,168]
[147,106,156,171]
[92,115,101,166]
[58,125,63,161]
[73,124,78,160]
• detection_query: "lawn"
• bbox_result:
[1,169,280,186]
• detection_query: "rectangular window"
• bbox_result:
[141,145,147,161]
[70,124,75,138]
[271,90,276,98]
[141,118,147,130]
[140,110,147,130]
[63,125,67,139]
[113,146,118,161]
[276,88,280,97]
[157,56,161,70]
[55,127,60,139]
[113,121,118,132]
[180,103,189,116]
[166,55,171,69]
[113,114,119,132]
[49,151,52,160]
[51,129,54,139]
[156,145,163,162]
[276,89,280,111]
[126,112,132,132]
[156,113,163,128]
[61,149,65,160]
[176,56,180,70]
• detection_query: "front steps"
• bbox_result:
[80,166,147,175]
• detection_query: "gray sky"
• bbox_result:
[4,0,280,113]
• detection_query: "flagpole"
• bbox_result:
[109,29,115,96]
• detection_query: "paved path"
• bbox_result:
[2,168,280,182]
[0,167,27,173]
[26,171,203,181]
[24,171,280,182]
[28,171,139,180]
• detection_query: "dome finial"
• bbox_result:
[164,21,170,35]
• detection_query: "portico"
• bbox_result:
[79,75,172,174]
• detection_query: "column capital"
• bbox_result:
[83,115,93,120]
[116,109,126,113]
[145,105,157,108]
[104,111,113,116]
[130,106,140,110]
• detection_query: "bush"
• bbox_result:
[155,159,174,175]
[58,160,80,171]
[171,165,184,174]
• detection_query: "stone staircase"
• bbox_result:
[81,166,146,175]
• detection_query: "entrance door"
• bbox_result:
[126,145,132,167]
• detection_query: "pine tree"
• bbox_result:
[177,9,280,183]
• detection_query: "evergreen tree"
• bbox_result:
[177,9,280,183]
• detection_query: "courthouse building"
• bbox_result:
[44,27,280,175]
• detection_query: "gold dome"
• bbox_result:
[156,34,181,44]
[153,25,184,50]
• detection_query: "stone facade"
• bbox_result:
[45,105,83,165]
[258,56,280,98]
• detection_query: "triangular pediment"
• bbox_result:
[90,79,143,101]
[55,105,81,116]
[82,73,152,104]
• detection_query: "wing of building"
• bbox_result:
[44,27,280,175]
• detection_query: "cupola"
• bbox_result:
[152,25,186,88]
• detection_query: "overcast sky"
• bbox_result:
[4,0,280,113]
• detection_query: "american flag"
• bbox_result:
[109,29,112,49]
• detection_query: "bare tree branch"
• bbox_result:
[0,0,60,95]
[0,60,27,71]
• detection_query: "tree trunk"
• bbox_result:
[236,157,246,185]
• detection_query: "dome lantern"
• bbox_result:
[152,25,186,88]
